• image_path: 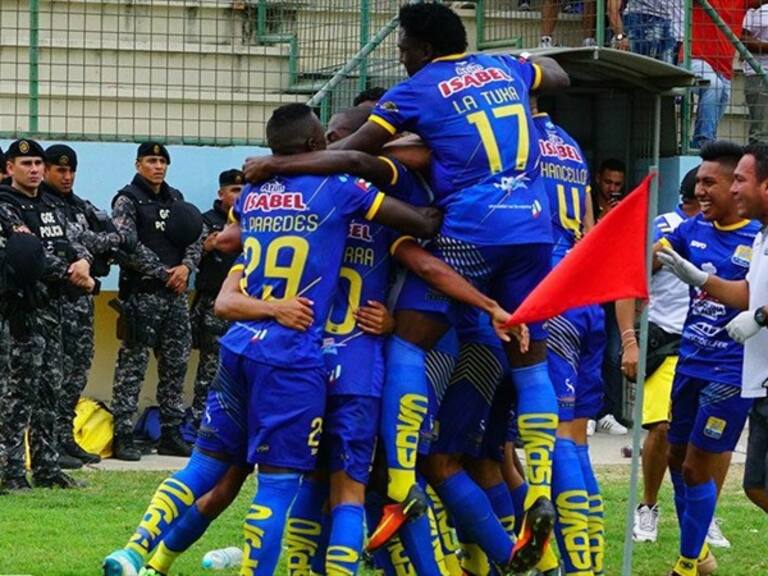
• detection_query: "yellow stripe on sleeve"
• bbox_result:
[227,207,238,224]
[389,235,415,256]
[365,191,386,221]
[658,237,672,250]
[532,63,543,91]
[369,115,397,135]
[377,156,399,187]
[229,263,245,275]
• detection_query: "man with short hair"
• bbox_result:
[43,144,128,468]
[659,144,768,517]
[189,169,244,428]
[110,142,203,461]
[0,138,94,490]
[353,86,386,107]
[618,167,702,544]
[656,140,759,576]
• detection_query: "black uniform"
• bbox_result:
[110,170,202,459]
[189,199,236,424]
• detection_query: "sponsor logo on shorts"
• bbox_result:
[703,416,726,440]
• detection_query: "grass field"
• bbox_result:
[1,465,766,575]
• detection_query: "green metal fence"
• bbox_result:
[0,0,404,146]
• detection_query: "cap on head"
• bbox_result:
[0,146,6,170]
[219,169,245,187]
[6,139,45,161]
[45,144,78,171]
[679,166,699,201]
[137,142,171,164]
[5,232,45,287]
[165,201,203,249]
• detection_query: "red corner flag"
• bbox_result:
[505,173,654,327]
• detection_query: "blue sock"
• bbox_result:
[680,480,717,561]
[510,363,558,508]
[436,471,513,565]
[285,478,328,575]
[310,511,331,575]
[325,504,365,575]
[553,439,591,576]
[510,482,528,535]
[162,504,211,552]
[242,472,301,575]
[400,512,443,576]
[484,482,516,539]
[577,444,604,576]
[670,469,687,530]
[127,451,229,559]
[381,336,429,502]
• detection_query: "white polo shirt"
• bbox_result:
[742,226,768,398]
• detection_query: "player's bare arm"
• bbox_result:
[214,222,242,254]
[372,196,442,239]
[530,56,570,92]
[354,300,396,335]
[615,297,639,381]
[214,268,314,331]
[244,150,396,191]
[329,119,392,154]
[392,237,529,351]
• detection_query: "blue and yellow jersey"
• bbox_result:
[371,52,551,245]
[220,173,383,368]
[532,113,590,266]
[323,158,431,396]
[662,214,761,386]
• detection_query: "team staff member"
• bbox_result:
[43,144,129,467]
[189,169,243,429]
[655,141,758,576]
[659,144,768,515]
[0,139,94,490]
[110,142,203,461]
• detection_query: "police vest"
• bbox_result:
[114,181,184,268]
[195,203,237,294]
[0,185,72,262]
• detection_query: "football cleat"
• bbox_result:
[504,496,556,574]
[366,484,429,552]
[103,549,142,576]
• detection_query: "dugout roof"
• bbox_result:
[501,47,697,93]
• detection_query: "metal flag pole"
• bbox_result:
[621,93,661,576]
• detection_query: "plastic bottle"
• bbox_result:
[202,546,243,569]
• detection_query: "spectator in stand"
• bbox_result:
[688,0,754,148]
[742,2,768,144]
[540,0,626,49]
[623,0,681,63]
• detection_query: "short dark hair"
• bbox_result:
[679,166,699,200]
[353,87,387,106]
[598,158,626,174]
[266,103,315,154]
[399,3,467,57]
[742,143,768,182]
[699,140,743,171]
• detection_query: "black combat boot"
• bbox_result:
[157,428,192,457]
[112,433,142,461]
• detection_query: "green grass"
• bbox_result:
[1,465,767,575]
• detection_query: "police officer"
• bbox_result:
[0,139,94,490]
[189,169,243,427]
[110,142,203,461]
[43,144,128,467]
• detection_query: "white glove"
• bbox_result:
[726,310,762,343]
[657,246,709,287]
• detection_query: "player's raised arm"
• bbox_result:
[530,56,570,92]
[371,196,442,239]
[244,150,397,192]
[214,266,314,330]
[391,237,528,349]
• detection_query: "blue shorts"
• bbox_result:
[195,348,249,465]
[420,338,459,456]
[319,394,381,484]
[431,343,507,457]
[546,305,606,422]
[395,238,552,341]
[668,374,754,453]
[247,361,327,470]
[323,333,385,397]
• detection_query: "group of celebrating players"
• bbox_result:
[100,3,736,576]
